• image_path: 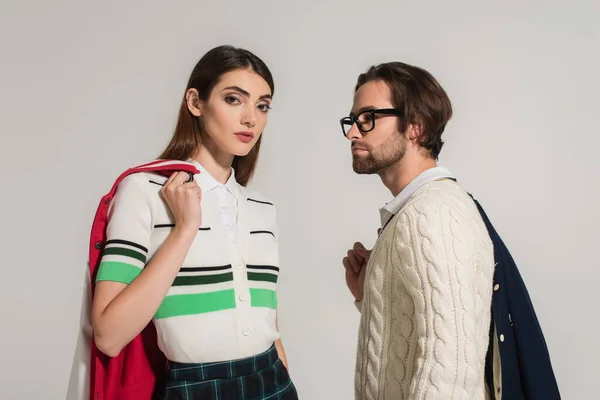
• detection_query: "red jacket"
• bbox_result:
[87,160,199,400]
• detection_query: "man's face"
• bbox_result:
[346,80,406,174]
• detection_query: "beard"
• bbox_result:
[352,132,407,174]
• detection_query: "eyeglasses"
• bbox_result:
[339,108,404,137]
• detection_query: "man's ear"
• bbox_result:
[405,121,425,143]
[185,88,202,117]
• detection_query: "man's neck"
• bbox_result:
[379,155,437,197]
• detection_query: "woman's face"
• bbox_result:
[188,68,272,157]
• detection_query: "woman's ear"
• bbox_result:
[185,88,202,117]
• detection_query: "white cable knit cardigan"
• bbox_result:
[355,180,495,400]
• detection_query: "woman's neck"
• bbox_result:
[192,140,234,184]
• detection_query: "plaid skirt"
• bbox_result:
[161,344,298,400]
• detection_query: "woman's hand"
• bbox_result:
[161,171,202,232]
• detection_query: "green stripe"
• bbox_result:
[103,247,146,263]
[155,289,236,319]
[250,288,277,309]
[173,272,233,286]
[96,261,142,284]
[247,272,278,283]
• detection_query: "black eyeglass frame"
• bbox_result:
[339,108,404,137]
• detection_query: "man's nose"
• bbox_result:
[346,123,362,140]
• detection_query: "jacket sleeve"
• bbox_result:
[477,198,561,400]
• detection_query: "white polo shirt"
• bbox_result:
[193,162,239,243]
[96,160,281,363]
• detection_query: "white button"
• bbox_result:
[225,223,230,228]
[500,334,505,342]
[242,327,250,336]
[236,262,243,270]
[239,293,247,302]
[494,284,500,291]
[221,205,227,211]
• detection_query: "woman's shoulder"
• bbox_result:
[112,170,167,206]
[240,186,276,208]
[115,159,198,190]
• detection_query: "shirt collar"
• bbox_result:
[187,159,239,198]
[379,166,455,228]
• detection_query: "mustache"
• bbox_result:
[351,141,371,151]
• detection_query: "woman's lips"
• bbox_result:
[234,131,254,143]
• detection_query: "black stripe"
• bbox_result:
[247,271,278,283]
[180,264,232,272]
[246,265,280,272]
[379,213,396,235]
[105,239,148,253]
[173,272,233,286]
[247,198,274,206]
[250,230,275,237]
[102,247,147,262]
[149,180,165,187]
[154,224,210,231]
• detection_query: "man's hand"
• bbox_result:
[343,242,371,302]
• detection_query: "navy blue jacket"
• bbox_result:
[471,197,561,400]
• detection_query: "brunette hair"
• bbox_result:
[355,62,452,159]
[159,45,274,186]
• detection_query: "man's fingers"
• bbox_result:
[344,256,360,274]
[343,257,352,271]
[353,242,370,261]
[353,242,366,251]
[343,257,358,276]
[347,250,362,273]
[356,247,370,258]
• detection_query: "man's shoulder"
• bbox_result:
[409,179,472,207]
[392,179,484,230]
[390,180,492,250]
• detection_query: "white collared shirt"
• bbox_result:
[379,166,455,228]
[95,160,281,363]
[190,160,239,243]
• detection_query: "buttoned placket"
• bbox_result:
[216,185,237,243]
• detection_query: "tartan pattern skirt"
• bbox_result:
[161,344,298,400]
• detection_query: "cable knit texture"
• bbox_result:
[355,180,494,400]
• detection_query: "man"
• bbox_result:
[341,62,495,400]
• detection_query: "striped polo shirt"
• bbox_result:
[95,160,281,363]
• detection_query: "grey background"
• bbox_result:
[1,1,598,398]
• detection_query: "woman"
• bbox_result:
[91,45,298,399]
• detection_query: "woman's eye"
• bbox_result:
[258,104,271,112]
[225,96,240,105]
